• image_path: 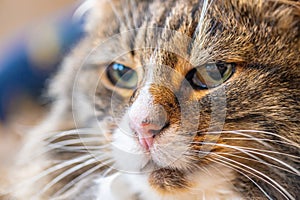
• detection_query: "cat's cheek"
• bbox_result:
[111,126,149,173]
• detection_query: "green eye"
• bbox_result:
[106,63,138,89]
[189,63,235,89]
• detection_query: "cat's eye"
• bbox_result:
[189,63,235,89]
[106,63,138,89]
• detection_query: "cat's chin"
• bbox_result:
[147,167,191,194]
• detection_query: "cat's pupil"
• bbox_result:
[121,70,135,82]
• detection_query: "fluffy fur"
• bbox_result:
[1,0,299,199]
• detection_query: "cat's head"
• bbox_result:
[52,0,299,198]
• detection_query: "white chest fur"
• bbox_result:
[96,166,243,200]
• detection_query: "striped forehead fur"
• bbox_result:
[84,0,299,68]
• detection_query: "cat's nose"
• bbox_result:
[130,121,165,150]
[129,105,168,150]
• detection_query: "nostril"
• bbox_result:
[129,118,170,150]
[149,121,170,137]
[149,129,160,137]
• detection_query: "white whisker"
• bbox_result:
[46,129,103,143]
[21,155,93,187]
[213,151,298,175]
[37,154,111,197]
[221,137,293,147]
[196,142,300,175]
[193,0,214,40]
[211,154,294,199]
[213,130,299,149]
[48,138,107,147]
[52,159,114,197]
[48,144,110,151]
[206,157,273,200]
[191,140,299,159]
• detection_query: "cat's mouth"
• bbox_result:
[112,119,198,175]
[131,132,197,174]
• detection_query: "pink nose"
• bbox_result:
[130,120,165,150]
[130,108,167,151]
[128,87,169,150]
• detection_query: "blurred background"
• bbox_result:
[0,0,86,175]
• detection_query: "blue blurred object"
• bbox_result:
[0,8,86,121]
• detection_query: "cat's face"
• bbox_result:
[67,0,299,198]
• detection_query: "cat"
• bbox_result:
[1,0,299,199]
